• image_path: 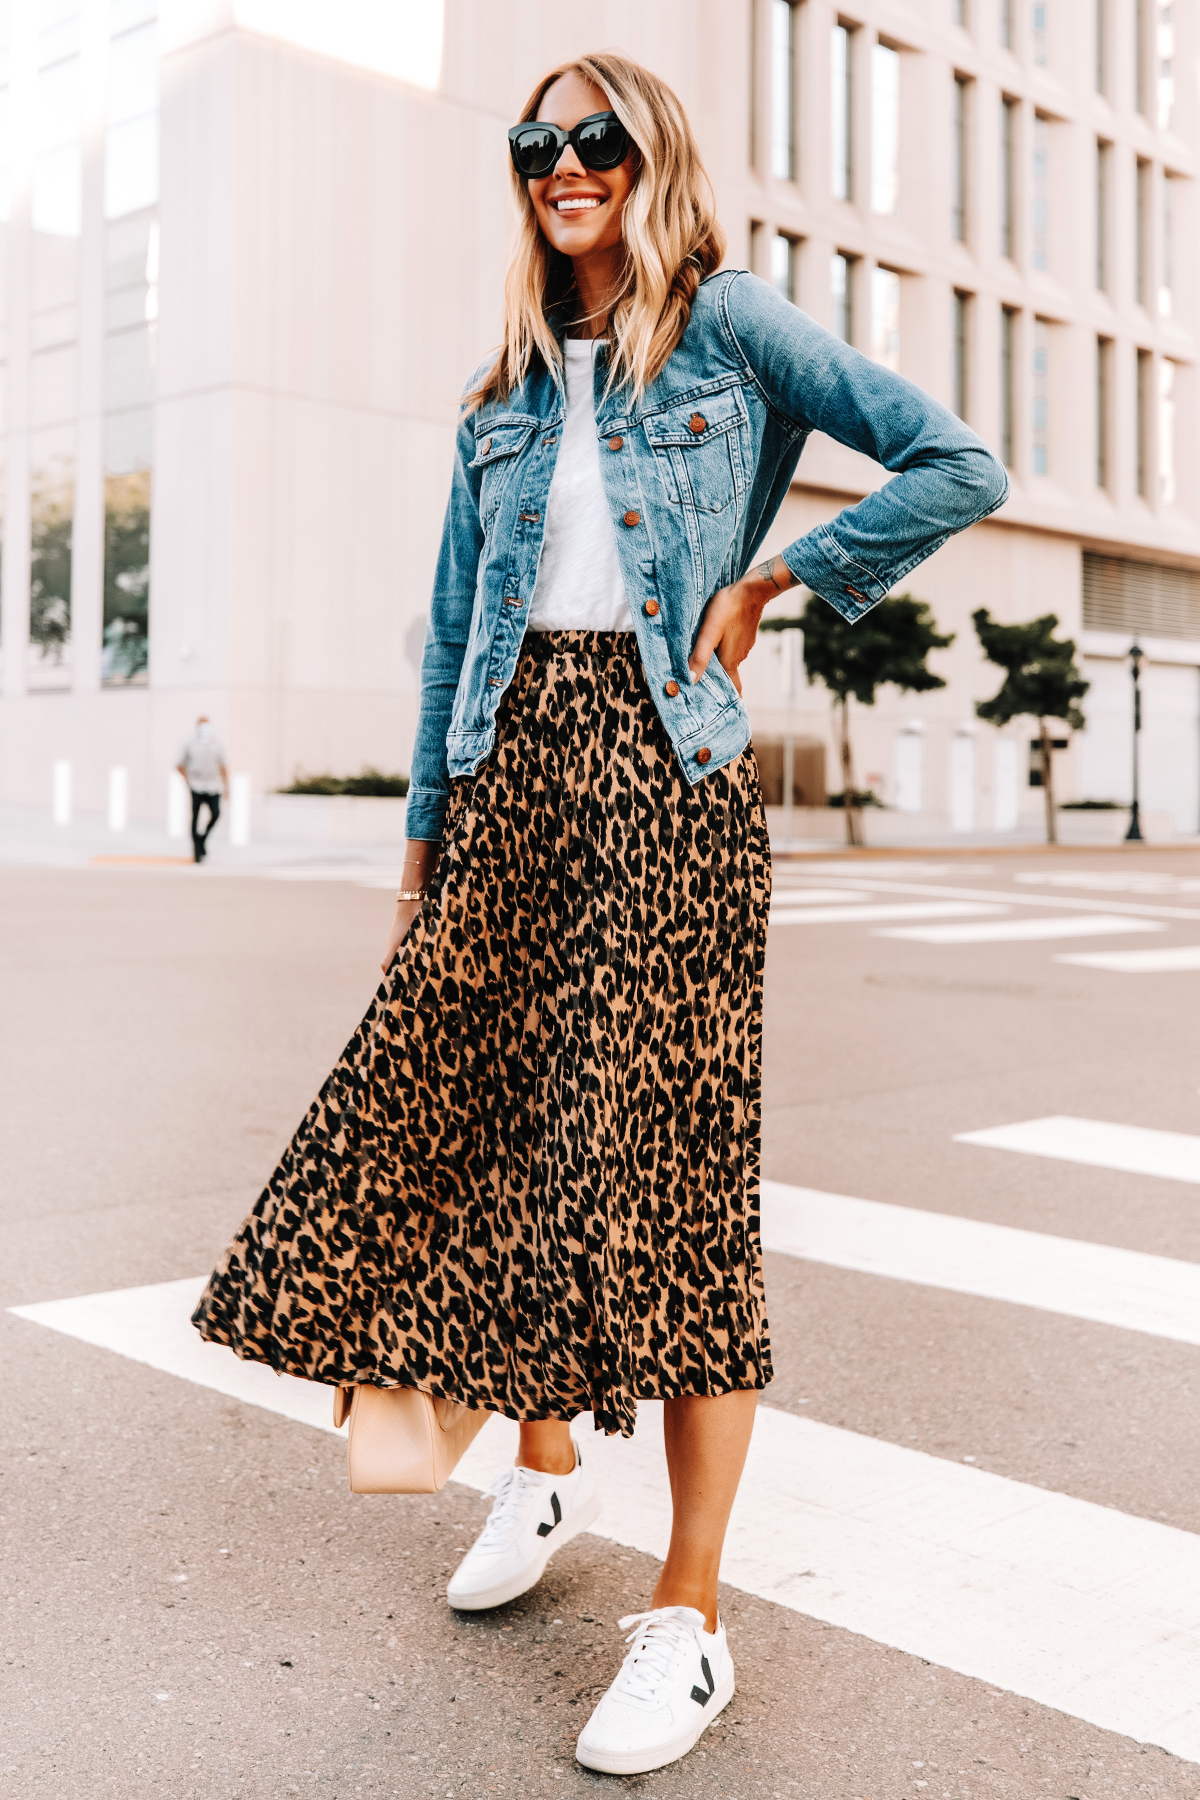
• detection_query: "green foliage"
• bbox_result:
[103,472,151,682]
[30,497,73,657]
[972,609,1088,731]
[281,769,410,798]
[827,789,885,808]
[800,592,954,706]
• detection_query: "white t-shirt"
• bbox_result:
[178,724,226,792]
[527,339,634,632]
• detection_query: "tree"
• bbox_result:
[972,609,1088,845]
[784,592,953,845]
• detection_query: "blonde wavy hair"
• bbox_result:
[468,52,725,411]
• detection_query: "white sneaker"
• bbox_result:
[446,1445,600,1612]
[575,1605,735,1775]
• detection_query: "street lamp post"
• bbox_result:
[1125,642,1143,842]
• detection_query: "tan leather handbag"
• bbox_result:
[333,1384,489,1494]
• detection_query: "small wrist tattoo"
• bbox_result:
[756,557,788,594]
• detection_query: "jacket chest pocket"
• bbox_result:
[470,420,535,523]
[641,387,748,516]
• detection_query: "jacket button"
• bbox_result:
[696,747,712,765]
[689,413,707,434]
[623,509,640,527]
[664,679,680,696]
[608,435,623,450]
[644,599,660,617]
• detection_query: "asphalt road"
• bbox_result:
[4,846,1200,1800]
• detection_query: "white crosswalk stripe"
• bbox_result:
[770,901,1007,927]
[956,1116,1200,1185]
[876,913,1165,945]
[1058,945,1200,973]
[761,1181,1200,1343]
[11,1274,1200,1764]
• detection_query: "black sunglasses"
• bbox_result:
[507,110,631,179]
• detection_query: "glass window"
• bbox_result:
[29,415,75,692]
[1095,141,1108,290]
[1158,359,1176,505]
[1136,349,1149,494]
[953,0,968,24]
[1096,337,1109,487]
[952,290,969,419]
[103,412,151,686]
[106,18,159,218]
[1095,0,1106,91]
[831,251,854,341]
[33,53,81,238]
[1160,173,1174,317]
[771,0,796,181]
[1001,98,1015,260]
[1031,115,1048,271]
[1000,306,1016,466]
[1136,158,1149,306]
[1031,319,1048,475]
[771,231,797,302]
[1032,2,1047,64]
[871,267,900,371]
[1157,0,1174,131]
[952,76,968,241]
[871,43,899,215]
[38,0,79,64]
[1001,0,1013,47]
[831,23,852,201]
[1136,0,1147,116]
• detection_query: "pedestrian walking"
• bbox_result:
[176,716,228,863]
[192,52,1006,1776]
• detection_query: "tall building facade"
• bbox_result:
[1,0,1197,834]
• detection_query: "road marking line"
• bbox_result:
[877,914,1165,945]
[776,873,1200,923]
[764,887,872,905]
[11,1279,1200,1763]
[760,1182,1200,1344]
[771,901,1007,927]
[1057,946,1200,973]
[955,1116,1200,1185]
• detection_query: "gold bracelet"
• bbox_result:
[396,888,426,903]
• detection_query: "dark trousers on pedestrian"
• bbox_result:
[191,790,221,862]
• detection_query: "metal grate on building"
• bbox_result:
[1082,552,1200,642]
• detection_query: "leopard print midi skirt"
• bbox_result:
[193,631,773,1437]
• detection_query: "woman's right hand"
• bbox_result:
[381,899,423,972]
[380,837,442,973]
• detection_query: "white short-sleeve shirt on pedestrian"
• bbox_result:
[527,339,634,633]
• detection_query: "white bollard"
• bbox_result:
[167,770,190,839]
[229,772,251,847]
[108,765,129,832]
[52,760,72,825]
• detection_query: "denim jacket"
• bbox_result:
[406,269,1008,840]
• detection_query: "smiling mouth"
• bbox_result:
[553,196,605,214]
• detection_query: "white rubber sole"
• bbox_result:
[575,1665,736,1775]
[446,1489,602,1612]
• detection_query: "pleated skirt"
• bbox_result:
[192,631,773,1436]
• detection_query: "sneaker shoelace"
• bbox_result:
[473,1464,550,1553]
[609,1607,705,1705]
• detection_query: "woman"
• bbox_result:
[193,52,1006,1777]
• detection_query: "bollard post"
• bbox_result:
[229,772,251,847]
[52,760,72,826]
[167,771,189,839]
[108,766,128,832]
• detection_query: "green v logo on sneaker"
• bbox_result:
[536,1491,563,1538]
[690,1655,715,1706]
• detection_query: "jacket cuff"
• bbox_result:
[404,788,448,842]
[780,526,888,623]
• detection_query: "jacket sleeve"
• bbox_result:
[405,402,485,841]
[723,271,1008,622]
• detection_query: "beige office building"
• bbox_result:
[1,0,1197,836]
